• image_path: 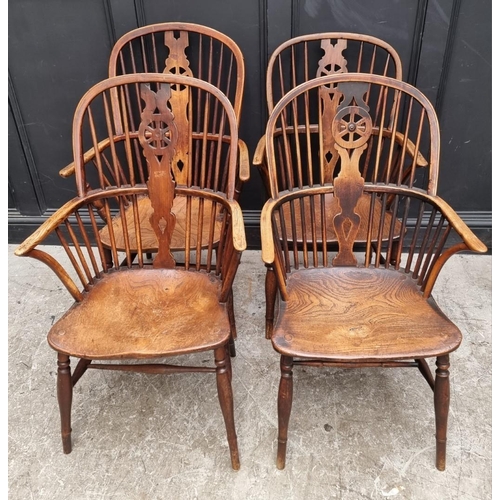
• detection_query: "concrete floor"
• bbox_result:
[8,245,491,499]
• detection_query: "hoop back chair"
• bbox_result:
[59,23,249,262]
[15,74,247,469]
[253,32,427,193]
[260,73,487,470]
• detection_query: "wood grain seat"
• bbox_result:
[48,268,230,359]
[100,196,224,252]
[279,193,402,243]
[272,267,462,361]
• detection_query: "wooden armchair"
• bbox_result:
[260,75,487,470]
[14,75,247,467]
[59,22,250,252]
[262,72,438,337]
[59,73,244,354]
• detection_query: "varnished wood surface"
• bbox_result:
[48,268,230,359]
[272,267,462,361]
[99,195,224,252]
[279,192,401,243]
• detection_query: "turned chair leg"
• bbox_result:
[57,353,73,454]
[277,355,293,469]
[227,288,237,357]
[214,347,240,470]
[435,354,450,471]
[265,266,277,339]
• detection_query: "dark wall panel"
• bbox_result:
[435,0,492,210]
[8,0,491,247]
[8,90,43,215]
[9,0,113,208]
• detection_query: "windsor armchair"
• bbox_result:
[253,34,428,337]
[59,24,248,355]
[15,74,246,469]
[260,73,487,470]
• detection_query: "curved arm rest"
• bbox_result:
[58,137,115,178]
[179,188,246,302]
[59,162,76,178]
[371,128,428,168]
[14,196,89,301]
[15,198,83,256]
[252,134,266,168]
[177,187,247,253]
[260,183,488,266]
[226,199,247,252]
[428,195,487,254]
[237,139,251,182]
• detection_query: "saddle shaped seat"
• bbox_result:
[272,267,462,361]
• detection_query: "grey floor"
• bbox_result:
[8,245,491,499]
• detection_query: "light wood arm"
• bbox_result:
[14,197,84,256]
[238,139,250,182]
[252,134,267,168]
[59,138,114,178]
[261,184,487,265]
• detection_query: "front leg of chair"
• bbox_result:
[265,266,277,339]
[214,347,240,470]
[57,353,73,454]
[434,354,450,471]
[277,355,293,469]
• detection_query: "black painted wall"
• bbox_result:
[8,0,492,248]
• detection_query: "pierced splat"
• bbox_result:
[138,83,179,268]
[164,31,193,79]
[316,39,349,183]
[163,31,192,185]
[331,82,372,266]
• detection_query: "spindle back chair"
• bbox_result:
[260,73,487,470]
[262,72,436,336]
[15,74,247,469]
[59,23,249,246]
[253,32,429,195]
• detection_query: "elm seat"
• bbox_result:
[48,268,230,359]
[272,267,462,361]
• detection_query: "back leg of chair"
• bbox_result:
[417,358,435,390]
[227,288,237,357]
[265,266,278,339]
[277,355,294,469]
[434,354,450,471]
[214,346,240,470]
[71,358,92,386]
[57,352,73,454]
